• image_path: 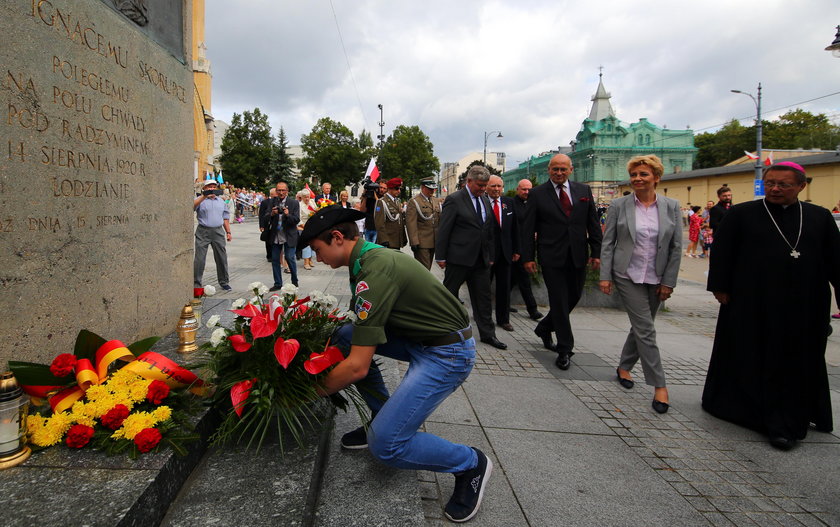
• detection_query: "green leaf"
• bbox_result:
[7,361,70,386]
[128,336,161,356]
[73,330,107,362]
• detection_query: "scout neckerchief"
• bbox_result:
[350,241,384,297]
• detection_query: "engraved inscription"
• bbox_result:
[30,0,129,68]
[27,216,61,232]
[137,61,186,103]
[52,56,130,103]
[8,103,50,132]
[51,177,131,199]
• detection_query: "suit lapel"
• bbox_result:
[624,196,637,242]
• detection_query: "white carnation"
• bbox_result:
[323,295,338,307]
[310,290,326,303]
[231,298,246,309]
[257,284,269,295]
[210,327,227,347]
[343,310,358,322]
[206,315,221,328]
[203,284,216,296]
[280,283,299,295]
[250,296,260,305]
[248,281,265,292]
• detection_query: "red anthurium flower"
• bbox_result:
[230,378,256,417]
[273,338,301,369]
[230,302,262,319]
[303,346,344,374]
[291,304,309,320]
[250,302,284,339]
[228,334,252,352]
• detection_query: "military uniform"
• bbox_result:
[373,193,407,249]
[405,192,441,269]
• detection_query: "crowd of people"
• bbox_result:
[192,156,839,522]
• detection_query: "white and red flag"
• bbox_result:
[744,151,759,160]
[304,183,316,198]
[764,152,774,166]
[364,158,380,182]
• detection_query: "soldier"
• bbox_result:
[374,177,407,250]
[406,177,442,269]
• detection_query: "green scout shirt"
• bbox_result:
[348,239,469,346]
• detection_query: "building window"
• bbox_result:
[645,134,651,145]
[638,134,643,145]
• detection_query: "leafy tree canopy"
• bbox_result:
[457,160,502,189]
[377,125,440,191]
[299,117,365,188]
[218,108,274,189]
[269,126,296,189]
[694,109,840,169]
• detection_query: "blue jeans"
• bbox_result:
[333,324,477,473]
[364,229,378,243]
[271,243,298,287]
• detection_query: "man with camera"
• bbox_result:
[360,180,386,242]
[194,178,233,291]
[373,178,407,250]
[264,181,301,291]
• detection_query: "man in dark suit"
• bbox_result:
[258,188,276,261]
[315,182,335,204]
[263,181,301,290]
[521,154,602,370]
[486,175,519,332]
[435,166,507,350]
[510,179,543,320]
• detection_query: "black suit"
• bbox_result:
[708,201,730,232]
[258,197,273,259]
[489,196,519,325]
[510,196,538,314]
[435,188,496,340]
[315,193,335,203]
[521,180,602,356]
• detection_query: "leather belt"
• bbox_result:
[422,327,472,347]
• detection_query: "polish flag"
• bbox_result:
[744,151,759,160]
[442,185,448,193]
[364,158,380,182]
[304,183,316,198]
[764,153,774,166]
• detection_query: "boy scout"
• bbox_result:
[405,177,442,269]
[300,205,492,523]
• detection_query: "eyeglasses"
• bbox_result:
[763,181,796,190]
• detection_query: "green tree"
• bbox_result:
[457,160,501,189]
[269,126,296,188]
[299,117,364,188]
[694,119,752,169]
[377,125,440,191]
[218,108,274,189]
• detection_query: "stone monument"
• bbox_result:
[0,0,194,364]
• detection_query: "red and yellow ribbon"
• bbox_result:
[22,340,205,412]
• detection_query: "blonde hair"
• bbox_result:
[626,155,664,178]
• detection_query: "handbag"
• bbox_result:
[260,230,270,242]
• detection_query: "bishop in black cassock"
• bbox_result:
[703,162,840,450]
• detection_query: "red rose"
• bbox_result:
[65,424,95,448]
[146,380,170,405]
[134,427,162,453]
[194,287,204,298]
[49,353,78,377]
[101,404,130,430]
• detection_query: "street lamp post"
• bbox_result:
[377,104,385,147]
[731,83,763,199]
[483,130,502,165]
[825,25,840,57]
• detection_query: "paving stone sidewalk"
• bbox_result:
[205,219,840,527]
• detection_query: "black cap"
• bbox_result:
[299,205,365,248]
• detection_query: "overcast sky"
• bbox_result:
[206,0,840,169]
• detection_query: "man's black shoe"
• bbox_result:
[444,448,493,523]
[555,353,571,370]
[269,285,282,292]
[221,284,233,291]
[769,436,795,451]
[480,336,507,350]
[509,307,518,313]
[529,310,544,321]
[534,328,554,351]
[340,426,368,450]
[498,323,514,332]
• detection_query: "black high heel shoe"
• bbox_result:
[616,368,634,389]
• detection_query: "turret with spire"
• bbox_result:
[587,68,615,121]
